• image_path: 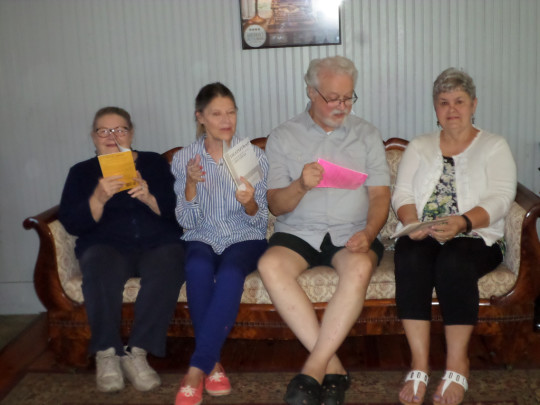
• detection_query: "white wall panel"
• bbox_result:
[0,0,538,313]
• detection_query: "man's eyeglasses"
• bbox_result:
[314,88,358,107]
[95,127,130,138]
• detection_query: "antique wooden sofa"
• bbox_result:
[23,137,540,367]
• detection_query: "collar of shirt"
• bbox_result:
[194,133,243,163]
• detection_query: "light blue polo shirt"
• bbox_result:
[266,108,390,251]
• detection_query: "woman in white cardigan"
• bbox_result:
[392,68,517,405]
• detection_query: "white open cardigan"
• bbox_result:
[391,129,517,246]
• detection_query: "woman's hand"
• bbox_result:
[407,222,431,241]
[428,215,466,243]
[129,171,151,202]
[186,154,205,185]
[129,171,160,215]
[89,175,124,221]
[236,177,258,216]
[93,175,124,205]
[397,204,431,241]
[185,154,204,201]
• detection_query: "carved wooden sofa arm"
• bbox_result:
[23,205,75,312]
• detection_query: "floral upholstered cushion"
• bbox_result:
[52,148,523,305]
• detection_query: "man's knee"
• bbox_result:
[257,247,304,283]
[258,248,282,280]
[335,252,374,288]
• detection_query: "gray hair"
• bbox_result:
[304,56,358,95]
[433,67,476,103]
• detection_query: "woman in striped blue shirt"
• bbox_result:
[172,83,269,405]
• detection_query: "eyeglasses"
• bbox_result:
[314,88,358,107]
[95,127,130,138]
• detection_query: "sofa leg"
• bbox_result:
[481,323,530,367]
[49,336,90,368]
[535,296,540,332]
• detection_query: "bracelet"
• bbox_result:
[461,214,472,234]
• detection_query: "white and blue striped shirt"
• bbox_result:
[172,135,269,254]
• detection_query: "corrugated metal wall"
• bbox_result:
[1,0,539,313]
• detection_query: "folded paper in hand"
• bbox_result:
[391,218,449,239]
[223,138,262,188]
[97,150,137,192]
[315,159,368,190]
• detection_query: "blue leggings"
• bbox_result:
[185,239,267,374]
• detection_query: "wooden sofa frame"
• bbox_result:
[23,137,540,367]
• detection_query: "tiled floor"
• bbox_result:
[0,314,39,350]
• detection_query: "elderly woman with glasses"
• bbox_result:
[392,68,517,405]
[58,106,185,394]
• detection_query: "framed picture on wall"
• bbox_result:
[240,0,341,50]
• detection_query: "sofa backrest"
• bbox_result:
[162,136,408,245]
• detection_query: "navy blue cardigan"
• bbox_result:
[59,151,182,258]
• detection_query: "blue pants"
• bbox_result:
[79,243,185,356]
[394,236,502,325]
[185,239,267,374]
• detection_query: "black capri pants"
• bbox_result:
[394,236,502,325]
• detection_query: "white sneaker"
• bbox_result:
[95,347,125,392]
[120,346,161,391]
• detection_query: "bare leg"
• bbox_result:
[259,246,375,383]
[258,247,328,381]
[433,324,472,405]
[301,248,376,381]
[399,319,430,404]
[182,366,205,388]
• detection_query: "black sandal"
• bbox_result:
[284,373,321,405]
[321,372,351,405]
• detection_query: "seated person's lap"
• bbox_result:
[269,232,384,268]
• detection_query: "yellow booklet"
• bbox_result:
[97,151,137,191]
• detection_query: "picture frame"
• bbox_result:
[240,0,341,50]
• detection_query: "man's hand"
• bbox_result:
[299,162,324,191]
[345,229,373,253]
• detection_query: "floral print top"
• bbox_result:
[421,156,505,254]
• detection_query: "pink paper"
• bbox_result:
[315,159,368,190]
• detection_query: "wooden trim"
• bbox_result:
[0,314,49,399]
[384,137,409,151]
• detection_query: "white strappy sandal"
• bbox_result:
[401,370,429,404]
[439,370,468,403]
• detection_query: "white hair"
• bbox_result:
[304,56,358,96]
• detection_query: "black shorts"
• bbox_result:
[268,232,384,268]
